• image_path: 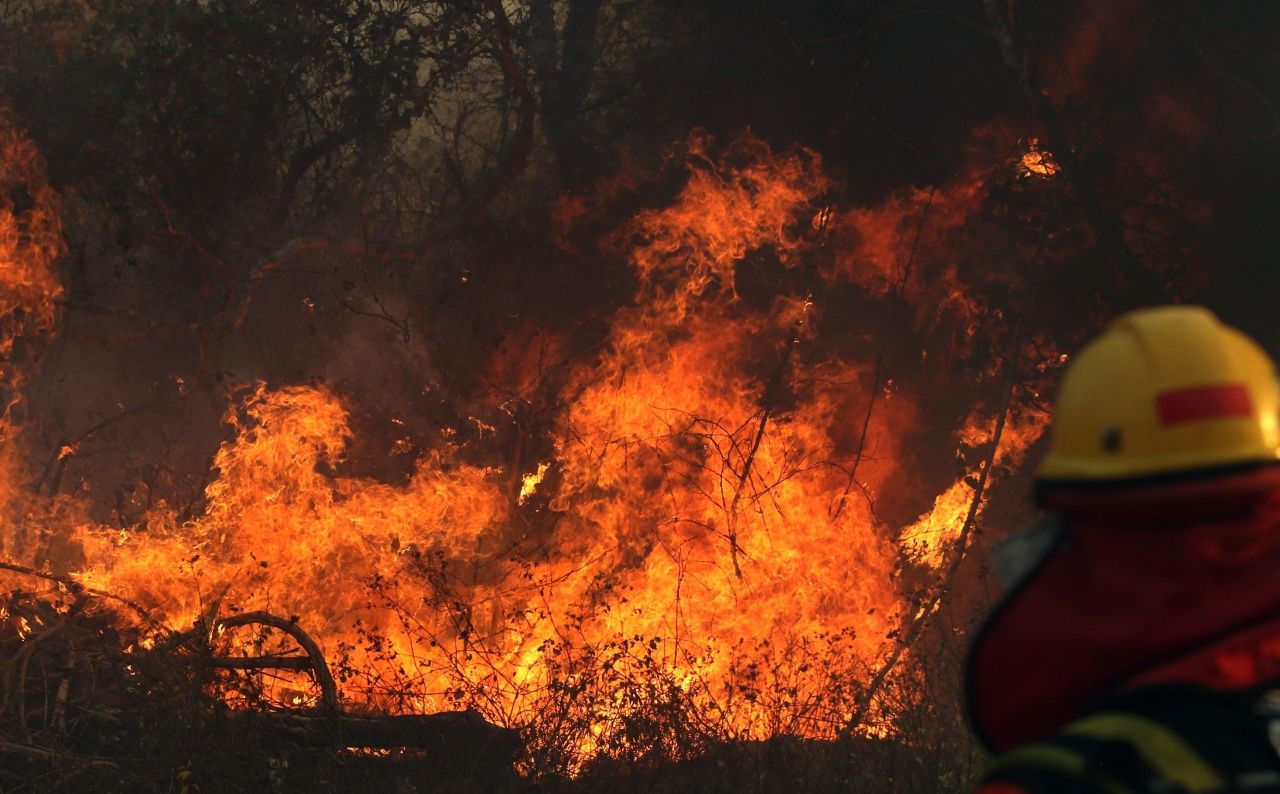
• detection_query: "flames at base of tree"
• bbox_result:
[0,114,64,526]
[0,115,1056,766]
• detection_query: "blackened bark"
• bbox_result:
[529,0,604,189]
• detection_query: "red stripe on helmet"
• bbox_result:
[1156,383,1253,425]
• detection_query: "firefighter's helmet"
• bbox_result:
[1037,305,1280,483]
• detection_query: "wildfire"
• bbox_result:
[1019,137,1060,178]
[1,123,1052,761]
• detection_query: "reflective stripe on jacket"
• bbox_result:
[977,685,1280,793]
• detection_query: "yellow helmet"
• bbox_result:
[1037,305,1280,483]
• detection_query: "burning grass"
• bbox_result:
[0,577,981,792]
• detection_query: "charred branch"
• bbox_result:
[206,656,314,671]
[0,558,155,627]
[214,611,338,714]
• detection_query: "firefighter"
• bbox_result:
[967,305,1280,793]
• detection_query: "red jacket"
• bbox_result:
[967,467,1280,752]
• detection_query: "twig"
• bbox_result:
[206,656,313,671]
[31,405,154,497]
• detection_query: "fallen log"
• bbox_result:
[234,708,522,769]
[209,612,519,760]
[243,708,517,749]
[207,655,313,671]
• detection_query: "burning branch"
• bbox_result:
[212,611,338,715]
[724,207,832,578]
[842,379,1015,737]
[0,559,157,628]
